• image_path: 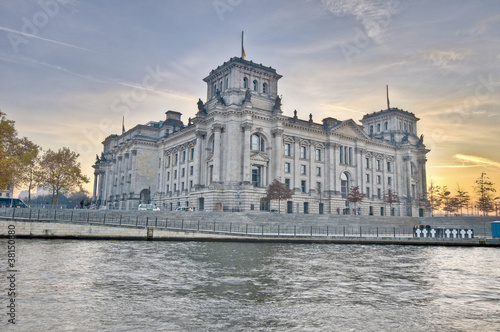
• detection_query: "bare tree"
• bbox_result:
[265,179,294,213]
[474,173,496,216]
[383,189,399,216]
[427,180,442,216]
[347,186,364,214]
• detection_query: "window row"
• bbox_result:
[284,163,321,177]
[284,143,322,161]
[243,77,268,93]
[165,148,195,167]
[365,158,392,172]
[166,166,194,180]
[366,174,392,185]
[166,181,193,193]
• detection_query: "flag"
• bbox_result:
[122,116,125,134]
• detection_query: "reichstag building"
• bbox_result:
[92,57,429,216]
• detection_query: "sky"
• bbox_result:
[1,0,499,198]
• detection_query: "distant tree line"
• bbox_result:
[427,173,497,216]
[0,110,90,208]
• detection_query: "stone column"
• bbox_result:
[418,157,427,198]
[294,138,301,192]
[241,123,253,183]
[92,172,98,202]
[194,131,206,188]
[212,124,223,183]
[271,129,284,181]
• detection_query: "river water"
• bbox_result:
[1,239,499,331]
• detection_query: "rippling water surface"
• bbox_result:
[1,239,499,331]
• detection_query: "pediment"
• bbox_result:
[250,152,269,163]
[329,120,369,139]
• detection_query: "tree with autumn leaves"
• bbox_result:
[0,111,89,207]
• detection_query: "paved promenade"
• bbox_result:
[1,208,498,246]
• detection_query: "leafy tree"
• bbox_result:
[437,185,451,216]
[474,173,496,216]
[347,186,364,214]
[265,179,294,212]
[427,180,442,216]
[15,138,41,207]
[0,111,21,188]
[383,189,399,216]
[38,147,90,208]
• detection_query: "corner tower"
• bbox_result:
[202,57,282,112]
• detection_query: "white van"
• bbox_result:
[138,204,160,211]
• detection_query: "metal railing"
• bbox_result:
[0,208,419,239]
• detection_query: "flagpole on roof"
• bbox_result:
[386,85,390,110]
[241,31,246,59]
[122,116,125,134]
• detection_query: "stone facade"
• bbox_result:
[92,57,429,216]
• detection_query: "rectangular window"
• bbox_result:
[366,187,370,198]
[167,172,170,181]
[190,180,193,188]
[300,146,307,159]
[190,166,194,176]
[348,147,352,165]
[387,161,391,172]
[182,151,186,162]
[182,168,185,177]
[377,160,381,171]
[300,165,306,175]
[190,148,194,160]
[366,174,370,183]
[167,184,169,192]
[181,182,185,191]
[284,143,291,156]
[174,153,178,165]
[365,157,370,169]
[284,162,291,173]
[340,145,343,164]
[174,183,177,192]
[377,175,381,184]
[315,149,321,161]
[377,188,381,199]
[252,166,262,187]
[316,167,321,177]
[166,156,170,167]
[285,178,290,188]
[301,180,307,193]
[316,182,321,194]
[174,170,177,179]
[388,176,392,185]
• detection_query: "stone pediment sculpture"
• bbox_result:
[250,152,269,163]
[329,120,369,139]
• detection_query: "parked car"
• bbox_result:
[138,204,160,211]
[175,206,195,212]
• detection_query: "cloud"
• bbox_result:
[317,0,402,40]
[454,154,500,168]
[0,25,103,54]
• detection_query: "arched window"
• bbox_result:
[251,134,265,151]
[243,77,248,89]
[225,77,229,90]
[262,82,267,93]
[370,125,374,134]
[341,172,350,198]
[377,123,381,132]
[384,121,389,130]
[253,80,258,91]
[212,83,217,97]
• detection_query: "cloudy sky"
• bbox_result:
[1,0,499,197]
